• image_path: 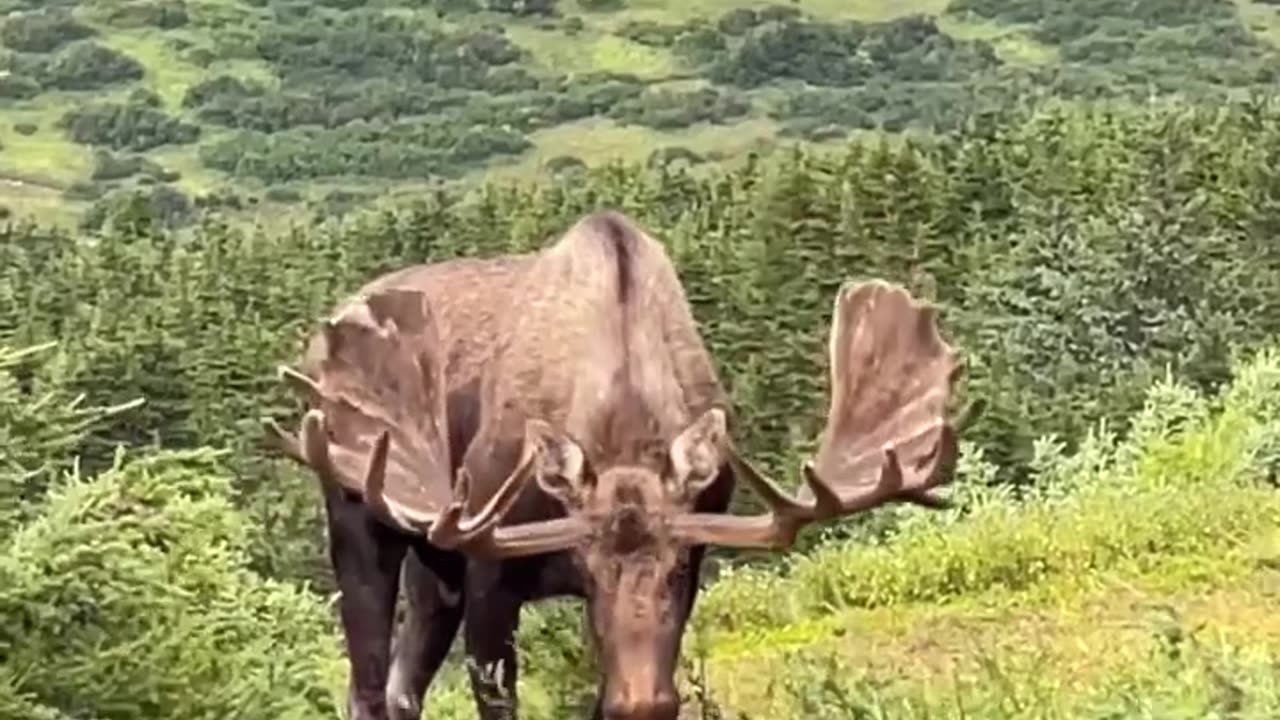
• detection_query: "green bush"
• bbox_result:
[59,100,201,152]
[0,9,95,53]
[36,41,144,90]
[0,449,344,719]
[710,16,1000,88]
[96,0,190,29]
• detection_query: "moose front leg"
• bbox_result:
[326,489,409,720]
[463,563,523,720]
[386,547,467,720]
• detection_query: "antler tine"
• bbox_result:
[362,429,410,527]
[279,365,322,404]
[426,419,597,558]
[299,409,340,487]
[801,445,906,519]
[263,417,306,464]
[428,423,546,550]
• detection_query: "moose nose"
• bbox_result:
[602,688,679,720]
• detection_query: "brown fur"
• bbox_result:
[288,211,735,720]
[278,209,961,720]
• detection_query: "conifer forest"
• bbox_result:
[4,0,1280,718]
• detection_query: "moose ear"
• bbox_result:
[668,408,728,500]
[525,419,590,508]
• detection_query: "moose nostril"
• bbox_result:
[604,690,679,720]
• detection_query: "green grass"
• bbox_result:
[0,96,97,186]
[478,116,781,182]
[701,561,1280,717]
[939,16,1059,65]
[506,25,681,79]
[0,181,86,228]
[1237,0,1280,46]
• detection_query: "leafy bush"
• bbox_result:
[36,41,143,90]
[609,87,750,129]
[89,151,174,181]
[710,15,1000,88]
[96,0,190,29]
[948,0,1238,42]
[0,9,95,53]
[0,449,344,719]
[60,100,201,152]
[485,0,557,16]
[717,8,760,36]
[0,74,39,99]
[79,185,196,232]
[198,121,530,182]
[616,19,693,47]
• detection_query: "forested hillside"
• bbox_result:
[4,0,1280,228]
[4,90,1280,716]
[5,0,1280,717]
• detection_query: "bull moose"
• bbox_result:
[266,210,962,720]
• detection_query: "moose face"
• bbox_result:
[528,410,728,720]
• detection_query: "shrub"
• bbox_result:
[89,0,190,29]
[0,9,95,53]
[0,449,344,719]
[38,42,144,90]
[0,74,40,99]
[60,101,201,152]
[608,87,750,129]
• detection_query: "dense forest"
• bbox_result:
[4,1,1280,719]
[4,0,1280,228]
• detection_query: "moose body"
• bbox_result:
[271,211,962,720]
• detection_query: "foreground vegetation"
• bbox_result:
[3,93,1280,717]
[5,0,1280,227]
[4,326,1279,718]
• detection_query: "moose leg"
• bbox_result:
[326,490,408,720]
[463,565,523,720]
[386,548,467,720]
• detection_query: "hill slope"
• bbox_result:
[4,0,1280,229]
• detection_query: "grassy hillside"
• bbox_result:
[4,0,1280,229]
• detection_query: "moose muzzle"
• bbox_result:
[601,682,679,720]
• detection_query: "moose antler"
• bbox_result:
[424,419,592,557]
[266,288,558,544]
[265,288,457,530]
[669,279,962,549]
